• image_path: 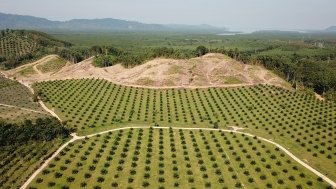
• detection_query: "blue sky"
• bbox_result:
[1,0,335,30]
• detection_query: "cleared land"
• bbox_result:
[35,78,336,181]
[5,55,61,77]
[28,128,330,189]
[5,54,290,89]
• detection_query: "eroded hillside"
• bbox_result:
[4,53,291,89]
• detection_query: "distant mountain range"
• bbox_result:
[0,12,226,32]
[326,26,336,32]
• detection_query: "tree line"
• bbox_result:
[59,46,197,67]
[210,47,336,101]
[0,117,72,146]
[59,44,336,100]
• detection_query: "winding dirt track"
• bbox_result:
[20,126,336,189]
[2,55,334,188]
[37,100,61,121]
[33,63,43,76]
[0,103,48,114]
[0,71,62,121]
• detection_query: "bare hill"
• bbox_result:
[4,53,291,89]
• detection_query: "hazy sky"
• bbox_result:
[1,0,335,30]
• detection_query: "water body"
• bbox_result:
[216,32,248,36]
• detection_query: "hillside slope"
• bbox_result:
[0,12,226,32]
[5,53,291,89]
[0,29,71,69]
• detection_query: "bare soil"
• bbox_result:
[5,53,291,89]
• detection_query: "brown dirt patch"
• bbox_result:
[4,53,291,90]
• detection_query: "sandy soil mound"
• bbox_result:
[4,53,291,89]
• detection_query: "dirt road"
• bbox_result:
[0,71,62,121]
[0,103,48,115]
[33,64,43,75]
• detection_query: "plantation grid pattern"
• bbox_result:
[0,35,37,57]
[36,79,336,181]
[0,141,62,189]
[0,76,48,122]
[29,128,329,189]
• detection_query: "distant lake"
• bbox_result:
[216,32,251,36]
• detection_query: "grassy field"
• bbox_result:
[29,128,330,189]
[36,57,67,73]
[0,106,47,123]
[19,66,37,76]
[35,79,336,181]
[0,76,41,109]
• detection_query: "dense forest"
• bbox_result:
[0,117,72,146]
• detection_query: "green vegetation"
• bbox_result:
[19,66,36,76]
[61,45,195,67]
[0,106,47,123]
[0,75,16,88]
[1,30,335,98]
[0,74,72,189]
[0,75,47,122]
[136,77,155,86]
[0,139,62,189]
[0,75,42,110]
[29,128,331,189]
[0,30,38,57]
[0,117,72,146]
[167,65,183,75]
[1,30,336,188]
[49,31,336,99]
[0,29,71,69]
[0,117,70,189]
[35,78,336,180]
[222,76,243,84]
[37,57,67,73]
